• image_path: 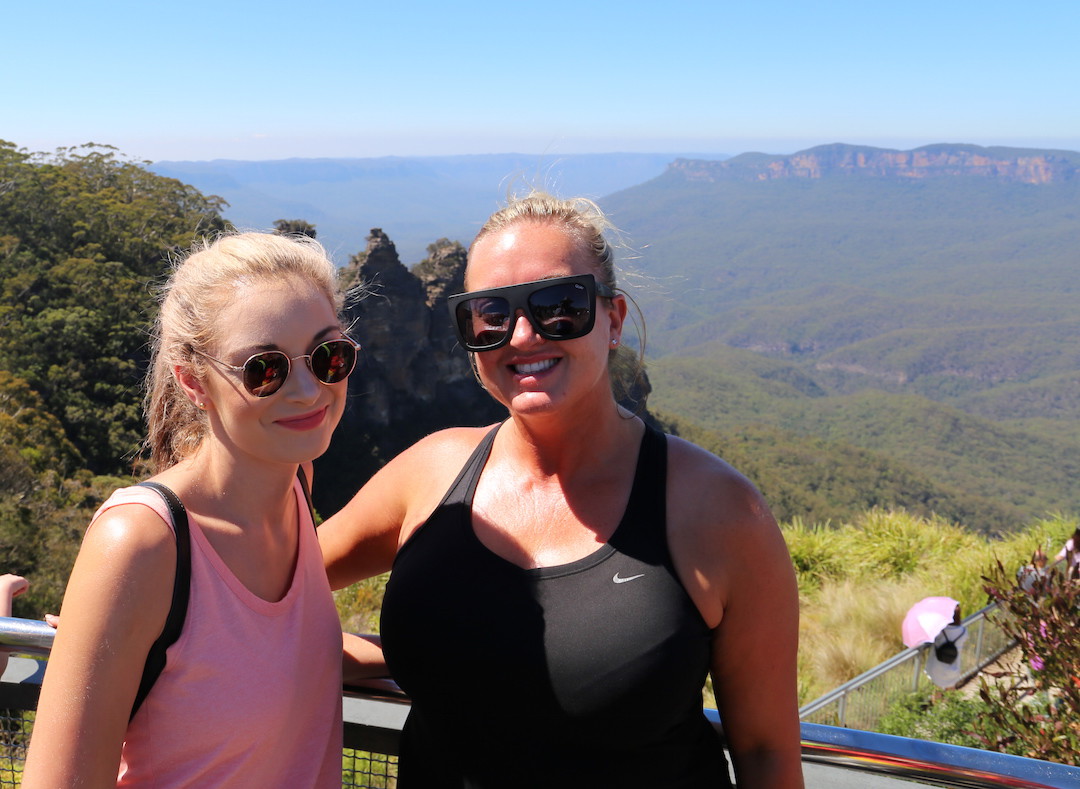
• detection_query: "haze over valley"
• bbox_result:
[149,142,1080,532]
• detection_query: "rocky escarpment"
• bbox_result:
[670,143,1080,184]
[338,230,467,417]
[314,231,505,515]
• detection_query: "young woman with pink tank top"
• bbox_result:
[23,232,386,788]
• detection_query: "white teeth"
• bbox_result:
[515,358,556,375]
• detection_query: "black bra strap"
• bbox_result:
[297,466,317,526]
[131,481,191,721]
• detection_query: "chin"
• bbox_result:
[507,391,561,416]
[272,434,336,466]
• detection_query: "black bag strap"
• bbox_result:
[128,471,314,720]
[131,481,191,721]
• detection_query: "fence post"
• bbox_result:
[974,616,986,665]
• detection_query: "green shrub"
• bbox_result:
[877,690,989,749]
[970,558,1080,764]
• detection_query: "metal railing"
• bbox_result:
[796,721,1080,789]
[5,616,1080,789]
[799,602,1015,731]
[0,617,403,788]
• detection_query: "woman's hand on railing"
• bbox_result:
[0,574,29,617]
[342,632,390,685]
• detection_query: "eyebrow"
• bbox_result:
[246,326,344,354]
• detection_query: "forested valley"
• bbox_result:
[1,140,1076,712]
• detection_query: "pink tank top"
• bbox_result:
[90,480,344,787]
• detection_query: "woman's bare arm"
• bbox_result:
[319,427,489,589]
[667,437,804,789]
[22,506,175,789]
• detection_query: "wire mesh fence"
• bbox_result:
[0,708,30,789]
[342,749,398,788]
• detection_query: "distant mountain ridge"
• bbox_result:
[149,151,728,263]
[669,143,1080,184]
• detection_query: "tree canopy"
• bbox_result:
[0,141,228,472]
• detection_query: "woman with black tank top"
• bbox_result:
[320,192,804,788]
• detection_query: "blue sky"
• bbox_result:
[6,0,1078,162]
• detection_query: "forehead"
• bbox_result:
[212,276,337,351]
[467,221,592,289]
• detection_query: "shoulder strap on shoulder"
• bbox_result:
[455,423,502,507]
[130,481,191,721]
[608,422,668,557]
[626,422,668,522]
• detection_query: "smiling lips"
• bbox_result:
[513,358,558,376]
[275,408,327,431]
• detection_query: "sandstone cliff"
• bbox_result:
[670,143,1080,184]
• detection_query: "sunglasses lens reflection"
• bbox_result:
[455,282,594,350]
[456,298,511,349]
[528,282,591,338]
[311,340,356,384]
[243,354,289,396]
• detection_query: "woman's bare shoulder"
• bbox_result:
[48,495,177,674]
[84,495,177,561]
[383,424,498,483]
[325,424,499,546]
[665,434,769,518]
[666,435,784,570]
[664,432,795,629]
[318,424,499,570]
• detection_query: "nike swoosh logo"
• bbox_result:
[612,572,645,584]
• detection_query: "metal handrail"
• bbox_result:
[0,617,53,656]
[798,643,928,720]
[797,722,1080,789]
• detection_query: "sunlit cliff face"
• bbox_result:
[672,146,1073,185]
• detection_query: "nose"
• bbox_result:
[509,311,541,346]
[284,357,322,401]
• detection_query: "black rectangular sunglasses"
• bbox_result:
[447,274,616,352]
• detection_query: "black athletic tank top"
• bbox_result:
[381,423,731,788]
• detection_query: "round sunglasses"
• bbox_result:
[447,274,616,352]
[194,338,360,397]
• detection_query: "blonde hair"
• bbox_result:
[145,232,342,470]
[468,191,618,293]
